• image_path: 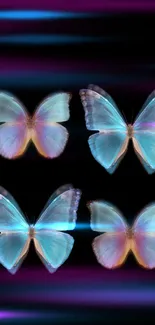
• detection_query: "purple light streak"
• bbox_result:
[0,57,106,73]
[1,1,155,12]
[0,310,39,319]
[0,267,155,307]
[0,56,154,92]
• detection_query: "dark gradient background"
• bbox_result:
[0,1,155,324]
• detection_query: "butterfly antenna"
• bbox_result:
[121,109,128,125]
[31,215,36,226]
[131,107,134,125]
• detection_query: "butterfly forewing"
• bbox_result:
[33,92,71,123]
[80,85,128,172]
[38,185,78,220]
[80,85,126,130]
[35,186,81,231]
[89,200,127,232]
[0,92,28,122]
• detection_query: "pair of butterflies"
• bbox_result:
[0,184,155,273]
[1,86,155,174]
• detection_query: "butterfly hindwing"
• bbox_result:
[0,232,30,274]
[31,123,68,159]
[34,231,74,273]
[34,185,81,271]
[93,232,130,269]
[88,132,128,172]
[0,192,29,273]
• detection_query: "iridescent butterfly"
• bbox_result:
[0,91,71,159]
[89,200,155,269]
[0,185,81,274]
[80,84,155,173]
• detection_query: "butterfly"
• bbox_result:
[0,91,71,159]
[0,185,81,274]
[80,84,155,174]
[88,200,155,269]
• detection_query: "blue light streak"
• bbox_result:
[0,34,105,45]
[0,10,93,20]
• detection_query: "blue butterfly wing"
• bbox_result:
[0,232,30,274]
[35,185,81,231]
[132,203,155,268]
[0,186,24,216]
[80,84,126,131]
[88,132,128,172]
[0,91,27,123]
[0,194,29,273]
[34,185,81,271]
[80,85,128,172]
[34,231,74,273]
[133,91,155,173]
[34,92,71,123]
[89,200,127,232]
[39,184,75,216]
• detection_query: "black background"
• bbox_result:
[1,12,155,325]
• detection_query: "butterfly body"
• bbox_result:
[29,224,35,239]
[126,227,133,240]
[25,116,35,130]
[127,124,134,138]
